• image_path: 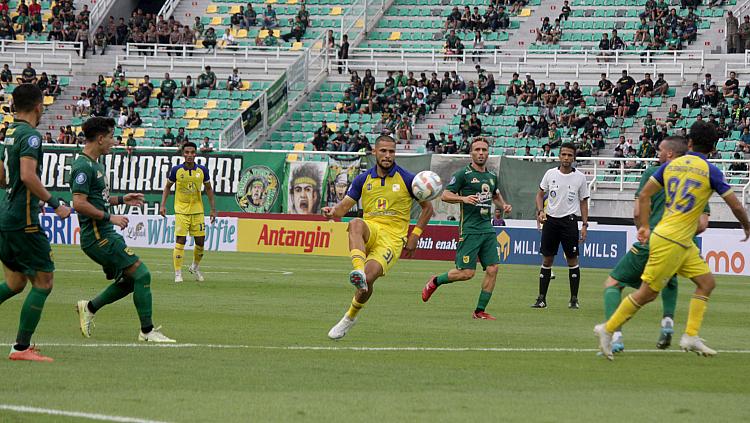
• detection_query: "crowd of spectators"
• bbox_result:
[442,0,525,60]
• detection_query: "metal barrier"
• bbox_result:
[124,43,303,58]
[0,40,82,56]
[115,53,295,75]
[88,0,116,42]
[3,51,77,70]
[158,0,181,20]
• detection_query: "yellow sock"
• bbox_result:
[173,243,185,272]
[193,245,204,267]
[346,297,364,319]
[605,294,642,333]
[350,248,366,272]
[685,295,709,337]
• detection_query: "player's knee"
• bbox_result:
[175,236,187,245]
[456,269,475,280]
[194,236,205,247]
[32,272,54,290]
[347,218,366,235]
[542,256,554,267]
[604,277,619,288]
[485,265,498,278]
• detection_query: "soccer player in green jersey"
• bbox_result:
[0,84,72,362]
[603,136,710,353]
[422,137,512,320]
[72,117,175,343]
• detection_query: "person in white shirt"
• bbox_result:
[74,92,90,117]
[533,142,590,309]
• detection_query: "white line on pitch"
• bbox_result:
[0,404,169,423]
[25,343,750,353]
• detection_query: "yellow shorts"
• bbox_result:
[363,221,406,276]
[175,213,206,237]
[641,233,710,292]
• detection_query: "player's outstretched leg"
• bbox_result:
[422,269,474,302]
[679,273,716,357]
[657,276,677,349]
[346,219,368,291]
[188,236,205,282]
[329,260,382,340]
[76,275,134,338]
[130,262,175,343]
[603,277,625,353]
[0,280,21,306]
[8,272,54,362]
[472,264,497,320]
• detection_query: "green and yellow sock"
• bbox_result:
[16,286,51,348]
[435,272,452,286]
[661,277,678,319]
[193,245,204,267]
[173,243,185,272]
[475,290,493,312]
[132,263,154,333]
[89,278,135,314]
[0,282,19,305]
[346,297,364,319]
[603,286,621,320]
[605,294,642,334]
[685,295,708,337]
[350,249,366,272]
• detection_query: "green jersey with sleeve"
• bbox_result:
[446,164,498,235]
[0,121,43,230]
[636,164,710,232]
[70,153,115,248]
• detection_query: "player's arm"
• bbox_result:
[697,212,709,235]
[633,197,641,229]
[579,197,589,243]
[322,196,356,219]
[204,181,217,223]
[20,157,70,218]
[721,192,750,241]
[404,200,434,257]
[636,179,661,243]
[108,193,144,206]
[73,193,128,229]
[0,159,6,188]
[159,179,174,217]
[492,190,512,214]
[535,188,546,225]
[441,189,478,204]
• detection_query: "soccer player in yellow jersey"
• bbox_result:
[323,136,434,340]
[595,121,750,360]
[160,142,216,283]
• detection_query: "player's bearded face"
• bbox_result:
[293,183,317,213]
[376,144,396,171]
[471,142,489,166]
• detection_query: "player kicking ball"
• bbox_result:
[603,136,710,353]
[323,135,433,340]
[422,138,512,320]
[160,142,216,283]
[73,117,175,343]
[595,122,750,360]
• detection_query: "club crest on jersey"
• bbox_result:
[462,256,470,264]
[392,184,400,192]
[366,183,372,191]
[27,136,40,149]
[471,177,480,183]
[75,173,87,184]
[376,198,388,209]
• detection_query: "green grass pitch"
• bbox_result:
[1,245,749,422]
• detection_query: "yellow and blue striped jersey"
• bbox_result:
[346,164,417,238]
[168,163,209,215]
[650,151,731,246]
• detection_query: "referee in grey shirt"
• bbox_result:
[533,142,590,309]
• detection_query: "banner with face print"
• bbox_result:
[284,161,328,215]
[325,156,361,212]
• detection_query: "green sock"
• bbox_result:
[16,286,51,347]
[0,282,19,305]
[89,278,134,313]
[475,290,493,312]
[661,276,678,319]
[603,286,621,320]
[435,272,452,286]
[132,263,154,332]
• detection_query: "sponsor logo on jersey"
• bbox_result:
[28,136,41,149]
[392,184,400,192]
[75,173,87,184]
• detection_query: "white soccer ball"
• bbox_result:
[412,171,444,202]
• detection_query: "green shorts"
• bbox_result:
[82,233,140,280]
[455,232,500,271]
[0,227,55,276]
[610,242,677,289]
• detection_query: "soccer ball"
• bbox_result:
[412,171,444,202]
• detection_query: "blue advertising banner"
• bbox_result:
[495,227,627,269]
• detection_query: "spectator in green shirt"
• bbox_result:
[126,133,137,157]
[203,27,217,52]
[113,75,130,98]
[197,66,216,91]
[264,30,278,46]
[175,127,189,146]
[161,128,176,147]
[193,16,205,37]
[159,72,177,107]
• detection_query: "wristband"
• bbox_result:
[102,212,110,222]
[411,227,423,237]
[118,196,125,205]
[582,222,589,227]
[47,196,59,210]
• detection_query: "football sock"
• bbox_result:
[131,263,154,332]
[685,295,708,337]
[538,266,552,297]
[435,272,452,286]
[16,286,51,348]
[0,282,18,305]
[350,249,366,272]
[173,243,185,272]
[193,245,204,267]
[661,277,678,319]
[568,265,580,297]
[89,278,135,314]
[603,286,621,320]
[346,297,364,319]
[605,294,641,333]
[475,290,492,312]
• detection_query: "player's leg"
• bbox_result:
[561,220,581,308]
[346,218,371,290]
[657,275,678,349]
[422,234,478,302]
[173,214,189,283]
[188,215,206,281]
[125,260,175,343]
[472,233,501,319]
[0,265,27,305]
[329,259,384,340]
[603,277,626,352]
[9,270,54,362]
[78,275,134,338]
[678,247,716,356]
[534,219,559,308]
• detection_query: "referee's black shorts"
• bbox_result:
[540,215,579,258]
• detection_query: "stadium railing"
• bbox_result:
[114,52,301,75]
[124,43,305,59]
[0,40,83,56]
[3,51,79,70]
[88,0,116,43]
[725,51,750,77]
[158,0,182,20]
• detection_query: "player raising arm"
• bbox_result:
[421,138,512,320]
[73,117,175,343]
[323,135,434,340]
[160,142,216,283]
[0,84,71,362]
[595,121,750,360]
